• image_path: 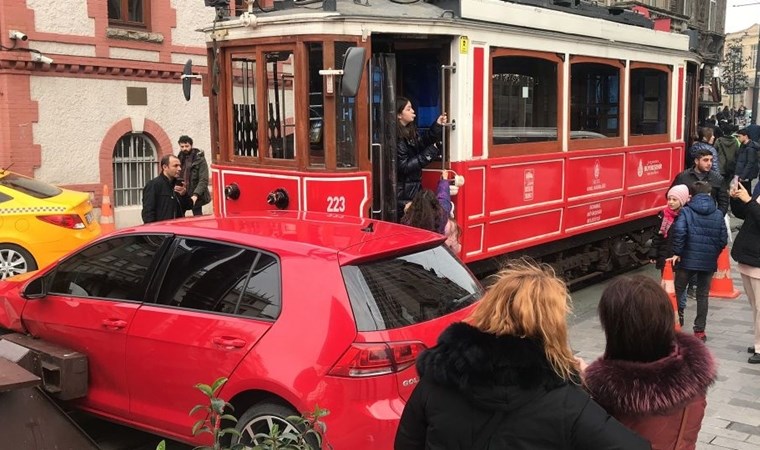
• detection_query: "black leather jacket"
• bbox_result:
[396,122,443,215]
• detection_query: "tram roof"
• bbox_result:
[203,0,689,52]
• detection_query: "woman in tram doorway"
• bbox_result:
[396,97,447,219]
[584,275,716,449]
[394,258,650,450]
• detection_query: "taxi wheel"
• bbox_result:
[234,402,318,447]
[0,244,37,280]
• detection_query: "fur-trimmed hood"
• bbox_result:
[584,333,716,417]
[416,322,571,412]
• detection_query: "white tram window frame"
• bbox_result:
[489,49,564,157]
[112,133,158,207]
[567,56,625,151]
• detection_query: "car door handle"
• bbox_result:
[101,318,127,329]
[212,336,246,349]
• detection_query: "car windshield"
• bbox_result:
[0,173,61,199]
[341,245,483,331]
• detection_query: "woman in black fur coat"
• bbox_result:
[584,275,717,450]
[394,259,650,450]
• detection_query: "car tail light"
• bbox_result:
[37,214,86,229]
[329,341,426,377]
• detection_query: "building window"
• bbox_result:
[113,133,158,207]
[708,0,717,31]
[108,0,149,28]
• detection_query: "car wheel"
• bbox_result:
[0,244,38,280]
[234,402,316,448]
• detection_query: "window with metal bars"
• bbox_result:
[112,133,158,207]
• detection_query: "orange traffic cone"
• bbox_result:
[709,247,740,299]
[660,261,681,331]
[99,184,115,234]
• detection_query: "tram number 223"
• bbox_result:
[326,195,346,213]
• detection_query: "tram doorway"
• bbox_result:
[368,36,453,222]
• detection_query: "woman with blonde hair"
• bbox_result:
[395,259,649,450]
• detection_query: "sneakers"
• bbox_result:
[749,353,760,364]
[693,331,707,342]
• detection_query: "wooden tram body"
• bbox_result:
[202,0,698,282]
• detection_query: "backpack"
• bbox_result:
[715,135,739,178]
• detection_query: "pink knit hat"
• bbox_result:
[667,184,690,207]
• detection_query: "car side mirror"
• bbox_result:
[22,277,46,299]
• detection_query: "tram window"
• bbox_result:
[265,51,296,160]
[630,68,669,136]
[307,43,325,167]
[231,56,258,158]
[491,56,558,145]
[335,41,357,168]
[570,63,620,139]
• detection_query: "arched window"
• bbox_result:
[112,133,158,207]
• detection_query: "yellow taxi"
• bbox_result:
[0,170,101,279]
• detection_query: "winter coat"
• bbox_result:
[669,168,728,215]
[714,135,739,180]
[687,141,719,175]
[397,122,443,215]
[394,322,651,450]
[734,140,759,181]
[648,210,676,270]
[670,193,728,273]
[584,333,716,450]
[177,148,211,206]
[731,193,760,269]
[141,174,193,223]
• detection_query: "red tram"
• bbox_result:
[199,0,698,282]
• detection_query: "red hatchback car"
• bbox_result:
[0,211,482,448]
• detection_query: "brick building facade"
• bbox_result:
[0,0,214,227]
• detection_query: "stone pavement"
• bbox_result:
[569,260,760,450]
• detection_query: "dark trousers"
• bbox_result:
[674,269,713,332]
[192,205,203,216]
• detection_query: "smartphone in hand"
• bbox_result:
[730,175,740,191]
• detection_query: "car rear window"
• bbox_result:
[0,173,61,199]
[342,245,483,331]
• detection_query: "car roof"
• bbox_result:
[118,211,444,263]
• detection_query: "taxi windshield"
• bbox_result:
[0,172,61,199]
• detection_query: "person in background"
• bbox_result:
[730,182,760,364]
[584,275,717,449]
[715,124,740,190]
[670,181,728,342]
[400,178,461,254]
[141,155,192,223]
[176,135,210,216]
[396,97,447,219]
[648,184,690,326]
[394,258,650,450]
[688,127,719,176]
[734,128,759,195]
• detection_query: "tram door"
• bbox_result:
[370,54,398,222]
[369,41,450,222]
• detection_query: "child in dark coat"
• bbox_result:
[671,181,728,342]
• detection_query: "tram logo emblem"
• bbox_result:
[523,169,535,202]
[637,160,644,177]
[593,159,601,180]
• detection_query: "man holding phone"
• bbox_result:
[141,154,192,223]
[177,135,210,216]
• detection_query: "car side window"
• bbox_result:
[48,235,167,301]
[157,239,281,320]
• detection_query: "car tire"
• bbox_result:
[234,401,318,448]
[0,244,38,280]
